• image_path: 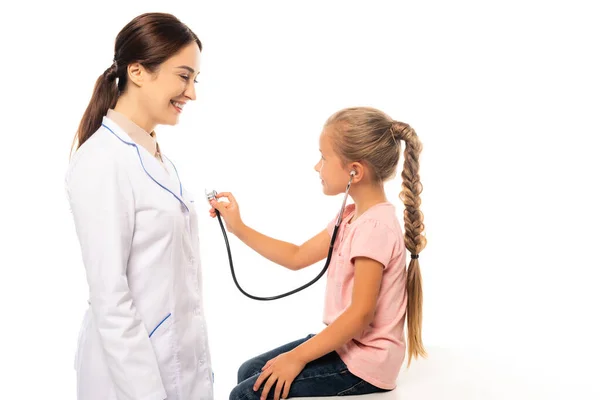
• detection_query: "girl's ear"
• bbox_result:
[349,162,365,181]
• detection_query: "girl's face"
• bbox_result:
[314,127,353,196]
[138,42,201,127]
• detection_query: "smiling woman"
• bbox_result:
[65,12,213,400]
[72,12,201,153]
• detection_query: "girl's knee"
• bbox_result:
[237,359,262,384]
[229,384,241,400]
[229,384,243,400]
[229,380,256,400]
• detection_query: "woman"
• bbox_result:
[65,13,213,400]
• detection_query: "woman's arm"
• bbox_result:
[66,150,166,400]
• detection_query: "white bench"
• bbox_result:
[293,346,592,399]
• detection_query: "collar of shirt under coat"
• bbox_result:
[106,109,163,162]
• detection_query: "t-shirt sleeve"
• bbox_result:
[349,219,397,269]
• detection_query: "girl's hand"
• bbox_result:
[208,192,244,236]
[253,351,306,400]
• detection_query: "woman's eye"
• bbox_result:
[180,75,198,84]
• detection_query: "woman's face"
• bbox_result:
[138,42,201,127]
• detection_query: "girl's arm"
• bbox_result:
[236,224,330,271]
[209,192,330,270]
[291,256,383,362]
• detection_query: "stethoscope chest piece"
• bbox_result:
[205,189,217,204]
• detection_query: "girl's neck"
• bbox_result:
[349,183,388,222]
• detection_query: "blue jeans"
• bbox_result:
[229,334,390,399]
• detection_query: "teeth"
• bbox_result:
[172,101,185,109]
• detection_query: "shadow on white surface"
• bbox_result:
[293,346,594,399]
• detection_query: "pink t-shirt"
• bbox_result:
[324,202,407,390]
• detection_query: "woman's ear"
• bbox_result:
[127,62,145,87]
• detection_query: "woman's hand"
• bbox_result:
[253,351,307,400]
[208,192,245,236]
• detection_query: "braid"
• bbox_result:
[393,121,427,365]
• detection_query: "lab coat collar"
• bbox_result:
[101,116,191,213]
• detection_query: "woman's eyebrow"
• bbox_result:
[176,65,196,74]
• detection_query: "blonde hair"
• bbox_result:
[325,106,427,366]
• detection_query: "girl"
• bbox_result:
[209,106,427,400]
[66,13,213,400]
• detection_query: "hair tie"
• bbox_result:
[411,254,419,259]
[104,61,118,82]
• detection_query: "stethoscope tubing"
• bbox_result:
[211,175,353,300]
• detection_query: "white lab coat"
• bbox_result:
[65,116,213,400]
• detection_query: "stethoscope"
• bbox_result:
[206,171,355,301]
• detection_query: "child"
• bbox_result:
[209,106,427,400]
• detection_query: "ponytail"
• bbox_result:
[393,122,427,366]
[70,63,120,156]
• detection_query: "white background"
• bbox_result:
[1,1,599,399]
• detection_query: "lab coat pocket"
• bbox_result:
[149,312,177,370]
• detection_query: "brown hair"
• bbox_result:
[325,106,427,366]
[71,12,202,153]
